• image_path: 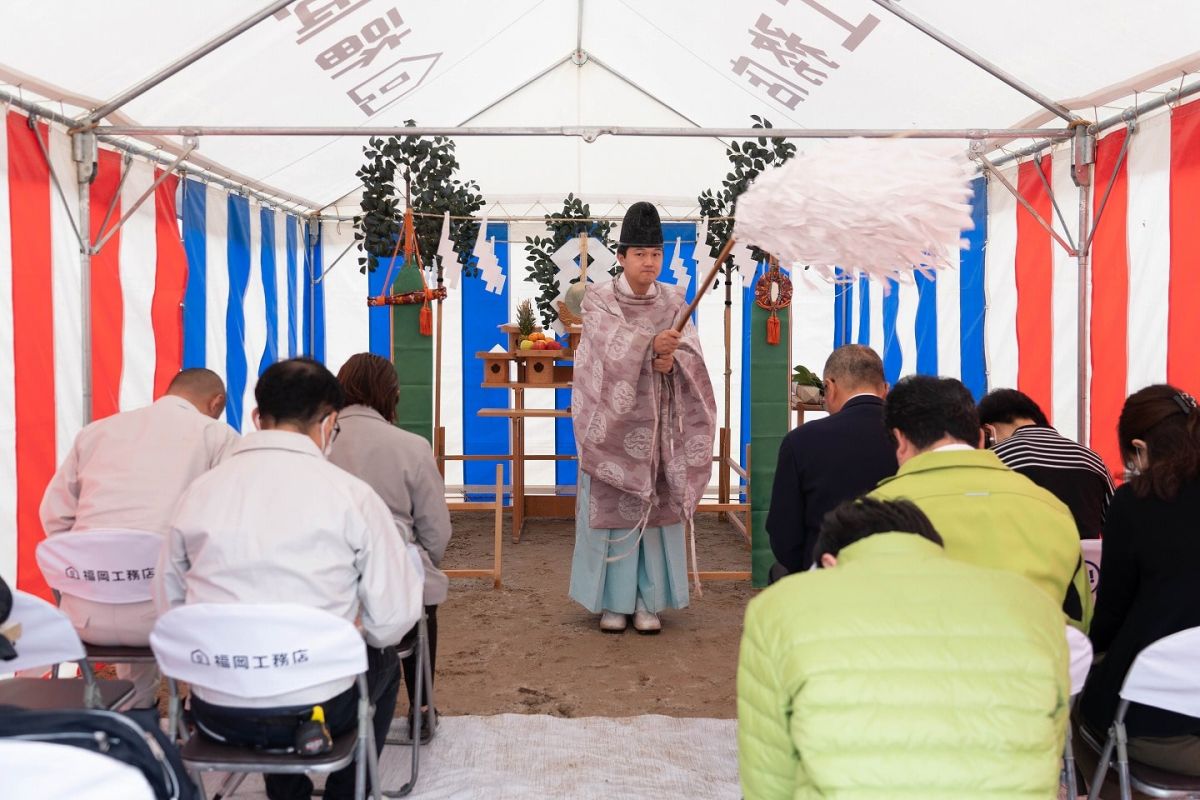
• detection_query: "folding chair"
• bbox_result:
[383,613,435,798]
[36,530,163,671]
[1064,625,1095,799]
[1081,539,1102,603]
[150,603,384,800]
[1085,626,1200,800]
[0,740,157,800]
[0,589,135,710]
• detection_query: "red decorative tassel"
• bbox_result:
[766,311,780,345]
[419,302,433,336]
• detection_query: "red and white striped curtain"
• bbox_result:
[0,109,188,596]
[984,99,1200,476]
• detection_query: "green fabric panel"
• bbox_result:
[750,304,790,588]
[391,259,433,443]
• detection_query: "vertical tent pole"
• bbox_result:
[75,131,96,425]
[309,218,317,358]
[434,230,445,472]
[721,272,733,508]
[1073,126,1096,444]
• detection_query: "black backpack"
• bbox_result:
[0,706,199,800]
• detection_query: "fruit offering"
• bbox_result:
[512,300,566,353]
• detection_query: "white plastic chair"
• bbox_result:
[0,590,134,710]
[37,530,163,605]
[0,740,157,800]
[1086,626,1200,800]
[36,530,163,669]
[150,603,383,800]
[1064,625,1094,799]
[1081,539,1102,602]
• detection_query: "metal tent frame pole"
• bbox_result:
[93,124,1074,141]
[82,0,299,126]
[75,133,96,425]
[1074,127,1096,442]
[868,0,1079,124]
[992,78,1200,169]
[1,90,317,213]
[13,0,1192,444]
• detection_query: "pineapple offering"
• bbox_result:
[514,299,564,353]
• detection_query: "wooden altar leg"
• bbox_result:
[512,388,526,543]
[434,426,446,479]
[493,464,504,588]
[718,427,731,521]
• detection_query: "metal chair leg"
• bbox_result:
[212,772,246,800]
[354,673,370,800]
[366,715,382,800]
[1088,728,1117,800]
[421,625,436,745]
[385,616,426,797]
[1064,727,1078,800]
[1114,720,1132,800]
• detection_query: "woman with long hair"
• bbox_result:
[328,352,452,743]
[1079,384,1200,774]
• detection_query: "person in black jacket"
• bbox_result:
[978,388,1114,538]
[1080,384,1200,775]
[766,345,898,578]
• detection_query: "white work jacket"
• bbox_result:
[40,396,238,537]
[155,430,423,708]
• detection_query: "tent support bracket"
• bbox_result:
[1031,153,1077,251]
[91,139,197,255]
[975,153,1077,257]
[28,117,86,252]
[1080,124,1133,256]
[868,0,1079,124]
[94,153,133,251]
[314,238,357,284]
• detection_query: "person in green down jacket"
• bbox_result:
[738,497,1069,800]
[870,375,1092,631]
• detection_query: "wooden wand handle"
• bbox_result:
[673,237,738,333]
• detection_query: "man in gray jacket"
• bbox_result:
[329,352,452,742]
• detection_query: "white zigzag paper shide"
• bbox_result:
[732,138,976,283]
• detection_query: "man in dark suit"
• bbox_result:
[766,345,898,579]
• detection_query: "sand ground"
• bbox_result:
[433,510,756,719]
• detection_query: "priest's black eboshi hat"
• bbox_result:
[617,201,664,248]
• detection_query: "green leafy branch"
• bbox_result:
[355,120,486,277]
[697,115,797,274]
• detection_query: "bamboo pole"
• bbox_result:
[674,238,736,333]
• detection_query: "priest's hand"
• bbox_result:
[653,329,682,356]
[652,354,675,374]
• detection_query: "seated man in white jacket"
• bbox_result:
[155,357,423,800]
[41,367,236,709]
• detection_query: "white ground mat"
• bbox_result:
[216,713,740,799]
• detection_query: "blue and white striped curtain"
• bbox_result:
[180,178,321,432]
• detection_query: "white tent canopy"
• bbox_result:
[3,0,1198,215]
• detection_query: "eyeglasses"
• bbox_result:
[331,422,341,444]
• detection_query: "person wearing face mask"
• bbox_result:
[1078,385,1200,775]
[155,357,423,800]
